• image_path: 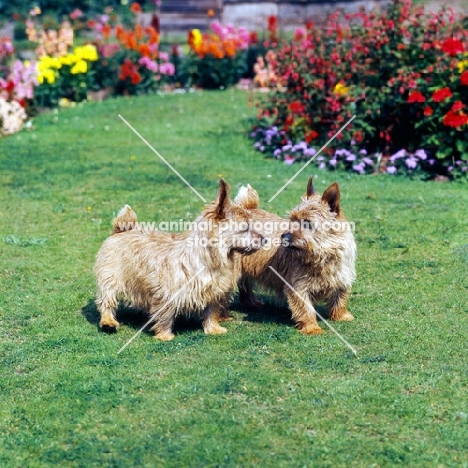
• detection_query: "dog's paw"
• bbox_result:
[331,311,355,322]
[205,325,228,335]
[298,325,323,335]
[155,332,175,341]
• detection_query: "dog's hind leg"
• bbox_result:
[238,276,264,308]
[96,292,120,333]
[150,306,176,341]
[327,288,354,321]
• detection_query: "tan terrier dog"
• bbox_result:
[94,179,263,341]
[234,178,356,335]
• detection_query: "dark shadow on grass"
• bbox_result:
[230,292,327,325]
[81,299,206,337]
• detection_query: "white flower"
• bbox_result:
[0,98,28,137]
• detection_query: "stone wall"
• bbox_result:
[222,0,386,29]
[159,0,386,31]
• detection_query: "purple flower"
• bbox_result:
[159,52,169,62]
[350,139,356,145]
[273,148,282,158]
[282,145,292,151]
[259,146,265,152]
[345,153,357,162]
[304,148,317,157]
[414,149,427,160]
[359,149,368,155]
[456,160,462,166]
[329,159,337,167]
[405,157,418,169]
[386,166,397,174]
[253,142,261,148]
[428,159,435,165]
[447,165,454,172]
[390,149,406,162]
[462,166,467,172]
[318,162,326,170]
[362,157,374,166]
[335,149,351,157]
[317,156,325,162]
[352,163,365,174]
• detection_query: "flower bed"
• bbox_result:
[251,0,468,179]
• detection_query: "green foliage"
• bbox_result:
[184,52,248,89]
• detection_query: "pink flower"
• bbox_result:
[70,9,83,20]
[159,52,169,62]
[139,56,158,72]
[159,62,175,75]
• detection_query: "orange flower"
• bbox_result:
[135,24,143,40]
[207,9,215,17]
[116,25,124,40]
[138,43,151,57]
[102,23,111,39]
[130,2,142,14]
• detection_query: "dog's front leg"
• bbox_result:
[327,288,354,321]
[203,305,228,335]
[285,287,323,335]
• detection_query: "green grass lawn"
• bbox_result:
[1,90,467,467]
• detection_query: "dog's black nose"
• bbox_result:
[281,232,293,245]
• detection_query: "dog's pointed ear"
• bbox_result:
[306,176,315,198]
[215,178,231,219]
[322,182,340,214]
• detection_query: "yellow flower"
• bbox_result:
[71,59,88,74]
[334,82,349,96]
[38,68,56,84]
[80,44,98,61]
[457,59,468,73]
[190,29,203,47]
[59,54,76,66]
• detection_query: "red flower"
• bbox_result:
[432,87,453,102]
[442,110,468,127]
[423,106,433,116]
[119,58,141,85]
[440,37,464,56]
[267,15,277,32]
[452,101,465,112]
[407,91,425,103]
[289,101,305,114]
[249,32,258,44]
[460,71,468,86]
[305,130,319,143]
[130,2,142,14]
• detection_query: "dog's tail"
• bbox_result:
[112,205,138,234]
[234,184,259,209]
